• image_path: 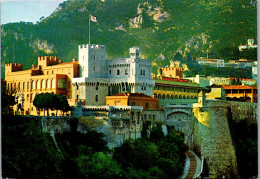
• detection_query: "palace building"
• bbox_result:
[4,56,79,115]
[153,77,202,106]
[72,44,155,106]
[5,43,210,116]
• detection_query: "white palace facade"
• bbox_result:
[72,44,155,106]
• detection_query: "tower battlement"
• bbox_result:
[158,67,183,78]
[5,63,23,74]
[129,47,140,59]
[79,44,106,50]
[161,67,183,71]
[38,56,59,67]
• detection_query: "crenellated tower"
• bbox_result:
[78,44,107,78]
[5,63,23,76]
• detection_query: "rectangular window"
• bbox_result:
[95,95,98,102]
[132,101,135,106]
[109,70,112,74]
[145,103,149,109]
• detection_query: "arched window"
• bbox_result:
[27,82,29,89]
[125,69,128,75]
[143,70,145,76]
[32,81,35,89]
[95,95,98,102]
[158,94,161,99]
[117,69,120,75]
[171,95,174,99]
[179,95,182,99]
[37,80,40,89]
[51,79,55,88]
[23,82,25,90]
[41,79,45,89]
[166,94,170,99]
[162,94,165,99]
[175,95,178,99]
[47,79,50,88]
[154,93,157,98]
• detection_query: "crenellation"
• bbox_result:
[5,63,23,75]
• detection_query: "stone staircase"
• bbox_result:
[181,150,203,179]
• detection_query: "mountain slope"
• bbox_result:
[1,0,257,78]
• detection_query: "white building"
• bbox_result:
[252,66,258,81]
[184,75,210,88]
[239,38,257,51]
[72,44,155,106]
[208,77,230,86]
[197,58,225,68]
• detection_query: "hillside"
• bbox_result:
[1,0,257,78]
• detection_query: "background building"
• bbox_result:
[239,38,257,51]
[223,85,257,103]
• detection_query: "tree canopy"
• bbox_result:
[33,93,70,116]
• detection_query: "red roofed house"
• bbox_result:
[106,93,159,110]
[222,85,257,103]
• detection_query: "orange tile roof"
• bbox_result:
[113,93,152,98]
[241,79,255,81]
[222,85,257,90]
[153,77,192,83]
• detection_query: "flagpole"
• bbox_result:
[89,13,91,45]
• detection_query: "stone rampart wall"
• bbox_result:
[193,101,238,178]
[227,101,257,124]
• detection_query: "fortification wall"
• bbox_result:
[193,101,238,178]
[227,101,257,124]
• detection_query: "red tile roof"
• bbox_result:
[113,93,152,98]
[153,77,192,83]
[222,85,257,90]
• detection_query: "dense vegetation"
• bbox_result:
[1,0,257,78]
[2,115,187,178]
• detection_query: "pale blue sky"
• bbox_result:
[1,0,66,24]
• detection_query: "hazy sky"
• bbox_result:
[1,0,66,24]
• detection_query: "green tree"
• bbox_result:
[1,82,16,115]
[33,93,54,116]
[33,93,71,116]
[76,152,123,178]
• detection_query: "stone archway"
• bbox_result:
[166,112,194,147]
[164,105,194,147]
